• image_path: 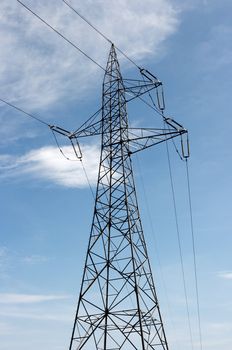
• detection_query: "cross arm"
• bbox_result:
[123,79,161,102]
[72,119,102,137]
[123,69,162,103]
[50,107,102,139]
[127,127,187,155]
[118,118,189,157]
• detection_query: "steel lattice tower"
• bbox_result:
[52,44,188,350]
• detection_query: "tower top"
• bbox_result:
[104,44,122,79]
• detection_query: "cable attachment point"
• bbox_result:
[164,117,184,131]
[50,125,83,161]
[139,68,165,111]
[139,68,160,84]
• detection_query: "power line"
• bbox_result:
[16,0,165,126]
[62,0,111,44]
[0,97,50,126]
[12,5,198,345]
[135,76,166,121]
[80,159,95,200]
[51,127,96,199]
[140,80,185,161]
[185,158,203,350]
[61,0,141,70]
[51,127,96,203]
[51,128,79,161]
[17,0,106,72]
[124,88,165,118]
[165,138,194,350]
[135,154,182,350]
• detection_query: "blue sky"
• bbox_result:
[0,0,232,349]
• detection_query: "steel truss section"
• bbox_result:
[66,44,186,350]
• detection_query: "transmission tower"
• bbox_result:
[52,44,188,350]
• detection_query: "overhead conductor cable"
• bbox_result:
[9,5,202,348]
[186,158,203,350]
[17,0,106,72]
[0,97,50,126]
[61,0,141,69]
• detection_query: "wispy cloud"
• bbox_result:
[218,271,232,280]
[0,144,100,188]
[0,246,8,258]
[0,308,72,322]
[0,247,51,281]
[0,246,10,279]
[21,255,50,264]
[0,321,12,335]
[209,322,232,331]
[0,293,70,304]
[0,0,180,111]
[201,321,232,349]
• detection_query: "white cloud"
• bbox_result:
[0,293,70,304]
[0,247,51,281]
[209,322,232,331]
[21,254,50,264]
[0,321,12,335]
[0,0,180,112]
[201,321,232,349]
[0,144,100,188]
[0,246,10,279]
[218,271,232,280]
[0,308,72,322]
[0,246,8,258]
